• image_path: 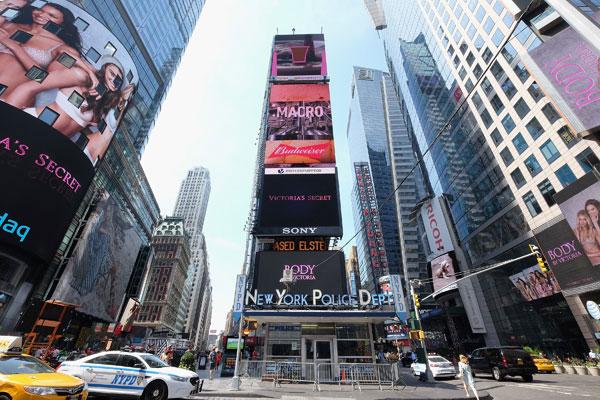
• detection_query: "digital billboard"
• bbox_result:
[250,251,347,301]
[51,190,143,322]
[523,12,600,138]
[555,172,600,267]
[271,34,326,81]
[256,173,342,237]
[535,219,600,291]
[509,266,561,301]
[264,140,335,167]
[0,0,137,262]
[431,253,457,294]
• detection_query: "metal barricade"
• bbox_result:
[274,362,317,391]
[349,362,406,391]
[239,360,278,385]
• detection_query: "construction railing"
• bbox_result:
[239,360,406,392]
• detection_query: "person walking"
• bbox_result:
[458,355,479,400]
[208,348,217,380]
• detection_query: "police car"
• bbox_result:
[57,351,199,400]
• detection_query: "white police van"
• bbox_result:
[57,351,199,400]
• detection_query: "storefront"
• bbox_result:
[244,310,397,364]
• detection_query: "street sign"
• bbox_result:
[232,274,246,318]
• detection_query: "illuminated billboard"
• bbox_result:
[271,34,326,81]
[523,12,600,139]
[0,0,137,262]
[431,253,457,294]
[51,191,142,321]
[509,265,561,302]
[264,140,335,167]
[256,173,342,237]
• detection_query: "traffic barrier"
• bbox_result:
[274,361,318,391]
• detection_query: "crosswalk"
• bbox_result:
[507,382,595,397]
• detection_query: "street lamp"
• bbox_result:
[409,279,434,382]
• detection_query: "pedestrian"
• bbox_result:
[208,348,217,380]
[216,350,223,373]
[458,354,479,400]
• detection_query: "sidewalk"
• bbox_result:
[192,372,491,400]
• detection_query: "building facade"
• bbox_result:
[137,217,191,334]
[365,0,600,354]
[172,167,212,348]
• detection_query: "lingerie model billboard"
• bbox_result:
[0,0,138,262]
[509,265,561,302]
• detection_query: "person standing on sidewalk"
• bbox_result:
[208,348,217,380]
[458,355,479,400]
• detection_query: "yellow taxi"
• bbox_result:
[0,336,88,400]
[532,356,555,373]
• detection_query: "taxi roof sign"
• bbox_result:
[0,336,22,353]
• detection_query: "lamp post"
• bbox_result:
[409,279,434,382]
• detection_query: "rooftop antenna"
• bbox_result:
[292,28,295,35]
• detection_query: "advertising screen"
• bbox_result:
[226,338,244,350]
[0,0,137,262]
[524,12,600,138]
[509,266,561,301]
[51,190,143,321]
[431,253,458,294]
[271,34,326,81]
[256,173,342,237]
[264,140,335,167]
[555,172,600,267]
[535,219,600,291]
[251,251,346,299]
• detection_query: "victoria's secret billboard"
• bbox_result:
[0,0,137,262]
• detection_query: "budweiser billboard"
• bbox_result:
[264,140,335,167]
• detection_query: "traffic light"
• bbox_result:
[413,293,421,309]
[529,244,549,273]
[409,330,425,340]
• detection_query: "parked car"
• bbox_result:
[532,356,554,373]
[469,347,536,382]
[410,355,457,379]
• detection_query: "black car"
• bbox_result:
[469,347,536,382]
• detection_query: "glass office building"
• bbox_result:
[365,0,600,354]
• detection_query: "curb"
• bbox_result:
[192,391,492,400]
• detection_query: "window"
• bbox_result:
[555,164,576,186]
[466,51,475,65]
[475,35,485,49]
[0,84,6,96]
[511,168,526,188]
[57,52,76,68]
[514,98,530,118]
[490,128,502,145]
[500,147,514,166]
[501,42,516,63]
[501,78,517,99]
[26,66,48,83]
[484,17,494,33]
[540,140,560,163]
[576,148,600,173]
[459,66,467,80]
[526,117,544,139]
[481,77,493,95]
[104,41,117,56]
[448,45,455,56]
[460,42,468,54]
[523,191,542,216]
[514,62,529,82]
[538,179,556,206]
[491,61,504,80]
[117,355,143,368]
[557,125,577,148]
[473,64,483,79]
[501,114,516,133]
[453,55,460,68]
[89,354,119,365]
[482,47,493,63]
[480,109,493,128]
[476,6,485,21]
[86,47,101,63]
[528,81,543,102]
[127,70,134,83]
[492,29,505,47]
[490,94,504,114]
[471,92,483,109]
[524,154,542,176]
[542,103,560,124]
[39,107,59,126]
[465,78,475,92]
[68,91,84,108]
[74,17,89,31]
[512,133,528,153]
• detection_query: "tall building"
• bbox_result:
[172,167,212,348]
[365,0,600,353]
[137,217,191,334]
[347,66,429,293]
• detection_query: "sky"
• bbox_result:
[141,0,388,332]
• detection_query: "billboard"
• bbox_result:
[535,219,600,291]
[555,172,600,267]
[523,11,600,138]
[250,251,346,300]
[431,253,457,294]
[264,140,335,167]
[256,173,342,237]
[420,197,454,258]
[0,0,137,262]
[51,190,143,321]
[271,34,326,81]
[509,266,561,301]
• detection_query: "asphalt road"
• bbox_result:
[463,371,600,399]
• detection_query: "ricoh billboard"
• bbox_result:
[0,0,137,262]
[271,34,327,82]
[522,11,600,138]
[419,197,454,258]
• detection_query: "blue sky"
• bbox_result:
[141,0,387,331]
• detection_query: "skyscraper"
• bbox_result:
[173,167,212,348]
[347,67,428,293]
[365,0,600,353]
